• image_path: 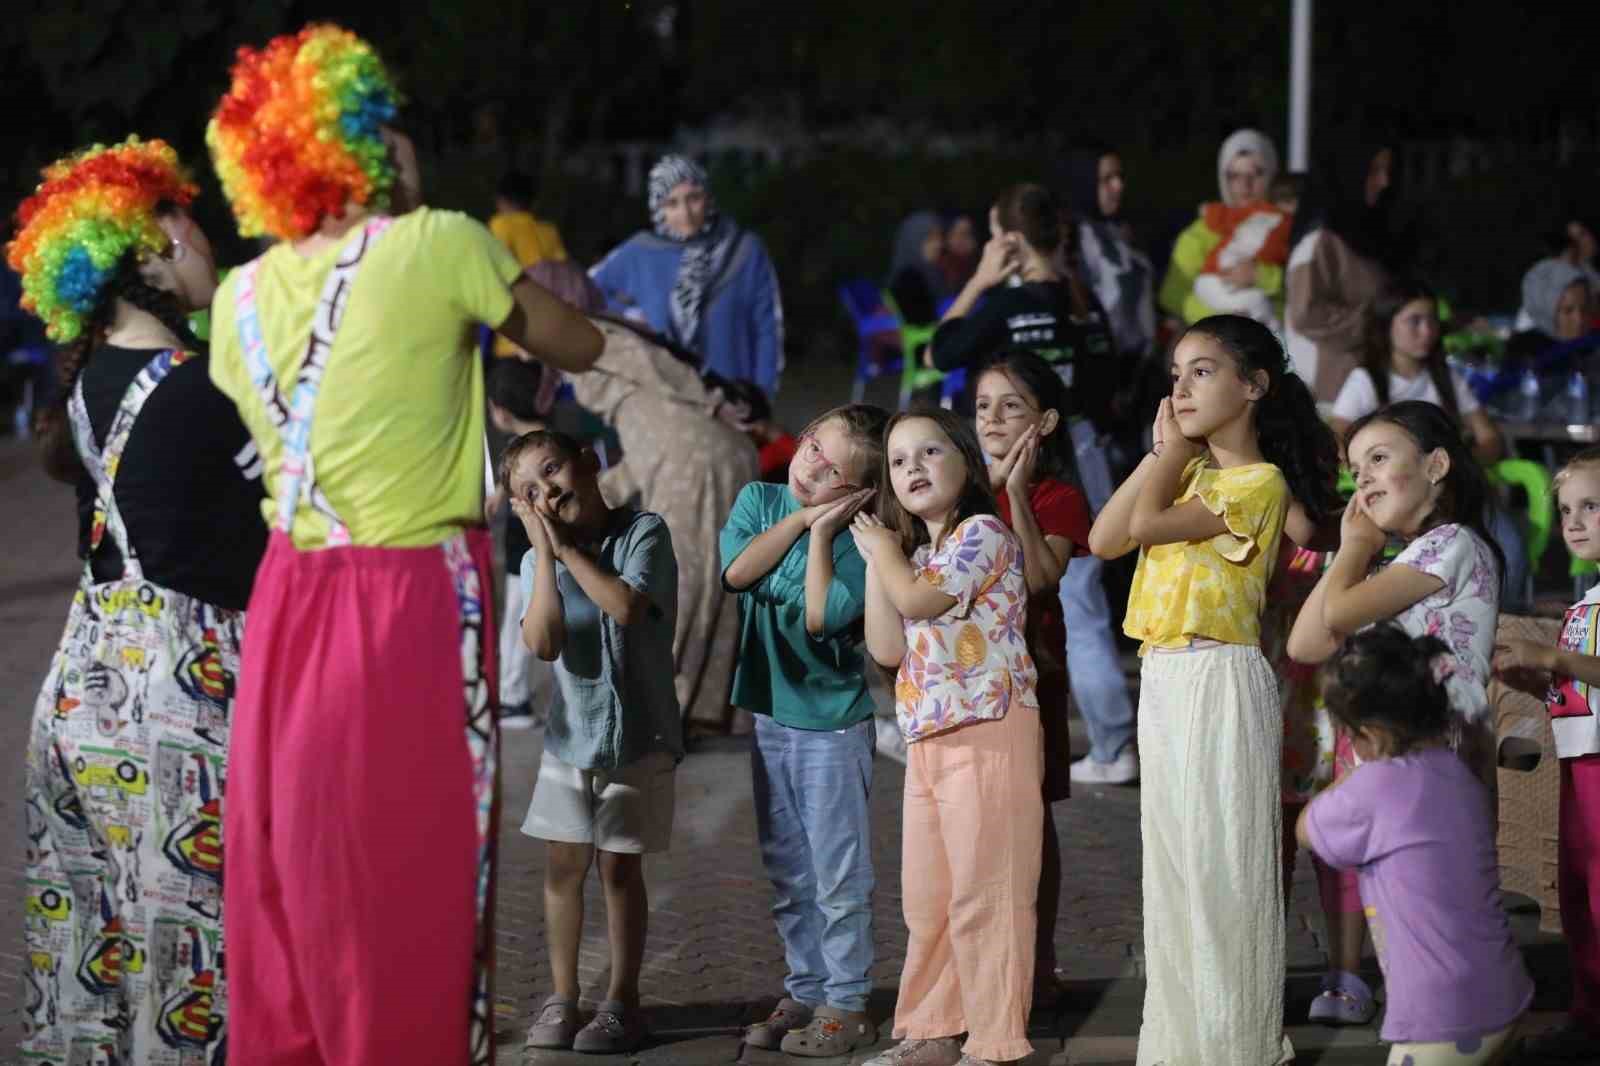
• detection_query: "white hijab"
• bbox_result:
[1216,129,1280,207]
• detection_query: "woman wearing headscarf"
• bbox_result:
[524,259,761,733]
[1159,129,1291,327]
[886,211,949,325]
[1063,140,1156,360]
[1509,257,1594,361]
[1283,141,1403,403]
[590,155,785,396]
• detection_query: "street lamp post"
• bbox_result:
[1289,0,1312,171]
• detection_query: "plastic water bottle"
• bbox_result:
[1518,367,1542,422]
[1568,369,1591,424]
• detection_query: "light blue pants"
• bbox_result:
[1062,420,1137,763]
[751,715,876,1012]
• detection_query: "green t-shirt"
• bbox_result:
[719,482,873,730]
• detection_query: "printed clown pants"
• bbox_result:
[23,576,241,1065]
[225,530,499,1066]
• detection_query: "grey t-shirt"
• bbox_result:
[519,509,683,769]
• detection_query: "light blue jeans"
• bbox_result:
[1061,420,1137,763]
[751,714,876,1012]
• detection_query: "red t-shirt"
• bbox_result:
[758,432,800,483]
[995,477,1092,675]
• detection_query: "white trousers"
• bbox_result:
[1136,644,1293,1066]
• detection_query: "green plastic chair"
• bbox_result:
[880,289,945,409]
[1337,466,1357,499]
[1488,458,1554,571]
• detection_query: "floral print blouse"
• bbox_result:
[1388,523,1500,724]
[893,515,1039,742]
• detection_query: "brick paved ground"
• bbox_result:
[0,356,1578,1065]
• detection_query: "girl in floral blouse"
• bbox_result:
[851,409,1040,1066]
[1288,399,1504,783]
[1088,314,1339,1066]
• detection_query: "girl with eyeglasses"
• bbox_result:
[719,402,891,1057]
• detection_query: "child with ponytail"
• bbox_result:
[1288,400,1505,781]
[1300,624,1531,1065]
[1089,313,1337,1066]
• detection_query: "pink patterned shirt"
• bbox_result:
[893,515,1039,742]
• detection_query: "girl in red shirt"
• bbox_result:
[972,348,1093,1003]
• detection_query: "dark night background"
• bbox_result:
[4,1,1598,361]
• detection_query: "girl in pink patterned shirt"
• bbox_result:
[852,409,1040,1066]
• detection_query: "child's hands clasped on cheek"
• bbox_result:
[850,511,900,564]
[808,488,874,542]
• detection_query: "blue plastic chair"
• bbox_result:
[838,280,901,402]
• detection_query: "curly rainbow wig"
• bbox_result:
[207,23,402,241]
[6,137,198,343]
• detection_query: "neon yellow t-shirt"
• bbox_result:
[209,208,523,550]
[1123,458,1289,653]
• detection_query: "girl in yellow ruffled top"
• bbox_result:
[1088,314,1339,1066]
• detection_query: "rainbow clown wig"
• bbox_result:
[6,137,198,343]
[207,24,402,242]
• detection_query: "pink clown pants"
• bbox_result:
[893,702,1043,1063]
[225,531,499,1065]
[1562,753,1600,1033]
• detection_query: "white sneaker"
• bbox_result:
[1069,749,1138,785]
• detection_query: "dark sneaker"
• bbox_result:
[742,997,812,1050]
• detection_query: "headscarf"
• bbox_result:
[1289,140,1407,271]
[888,211,948,300]
[1216,129,1279,207]
[647,154,739,350]
[1521,257,1590,338]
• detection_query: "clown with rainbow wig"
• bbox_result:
[12,136,266,1064]
[202,23,602,1066]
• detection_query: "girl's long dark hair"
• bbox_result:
[1180,315,1342,521]
[1362,278,1459,423]
[1345,399,1506,578]
[878,408,997,554]
[973,348,1080,487]
[1322,623,1454,755]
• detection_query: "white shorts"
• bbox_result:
[520,748,676,854]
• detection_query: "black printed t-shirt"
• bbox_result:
[73,345,267,610]
[930,280,1117,422]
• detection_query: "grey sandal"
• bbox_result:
[743,997,813,1049]
[524,994,581,1049]
[780,1005,877,1058]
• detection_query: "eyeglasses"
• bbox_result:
[798,433,860,492]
